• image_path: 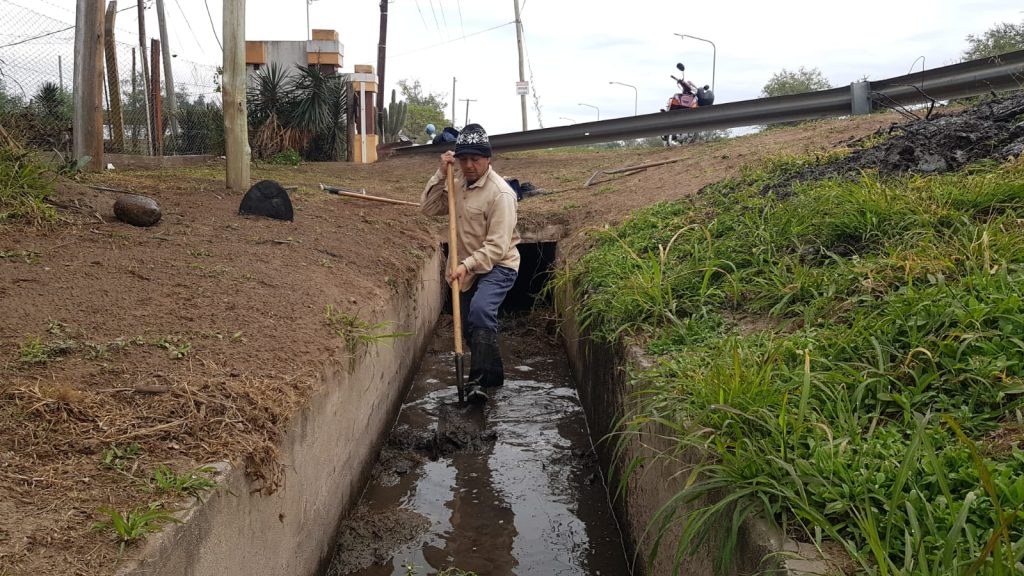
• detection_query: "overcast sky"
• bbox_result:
[17,1,1022,136]
[253,0,1021,135]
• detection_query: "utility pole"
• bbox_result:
[72,0,104,171]
[375,0,387,121]
[512,0,527,131]
[451,76,456,127]
[155,0,179,137]
[136,0,153,155]
[104,1,125,152]
[460,98,476,125]
[223,0,250,191]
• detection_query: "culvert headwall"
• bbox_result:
[118,249,445,576]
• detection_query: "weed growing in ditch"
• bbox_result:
[0,148,57,224]
[560,155,1024,574]
[100,443,143,472]
[149,464,219,500]
[92,503,180,554]
[155,336,192,359]
[0,249,41,264]
[324,304,413,358]
[17,334,75,365]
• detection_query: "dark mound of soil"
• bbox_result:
[763,93,1024,196]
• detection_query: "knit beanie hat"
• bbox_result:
[453,123,492,157]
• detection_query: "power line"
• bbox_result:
[455,0,465,39]
[412,0,429,32]
[427,0,441,35]
[173,0,211,56]
[393,20,513,57]
[519,19,543,128]
[437,0,449,38]
[203,0,221,50]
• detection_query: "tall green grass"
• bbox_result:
[0,147,56,223]
[557,155,1024,574]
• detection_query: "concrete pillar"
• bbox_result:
[349,64,378,164]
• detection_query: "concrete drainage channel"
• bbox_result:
[119,226,805,576]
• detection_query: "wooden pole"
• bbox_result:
[375,0,387,119]
[154,0,179,137]
[104,1,125,152]
[136,0,153,155]
[72,0,104,171]
[151,38,163,156]
[446,164,465,403]
[223,0,250,192]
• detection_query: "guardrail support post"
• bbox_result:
[851,81,871,115]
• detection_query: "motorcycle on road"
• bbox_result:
[661,63,714,145]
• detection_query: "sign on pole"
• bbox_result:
[515,81,529,95]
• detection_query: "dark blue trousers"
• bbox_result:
[460,265,518,339]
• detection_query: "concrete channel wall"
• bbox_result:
[117,248,445,576]
[558,297,828,575]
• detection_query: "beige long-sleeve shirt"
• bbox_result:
[421,165,521,291]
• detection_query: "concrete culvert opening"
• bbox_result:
[437,241,559,313]
[325,240,632,576]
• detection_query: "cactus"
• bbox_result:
[377,89,408,144]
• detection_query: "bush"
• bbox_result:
[267,148,300,166]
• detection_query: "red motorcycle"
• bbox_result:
[662,63,714,144]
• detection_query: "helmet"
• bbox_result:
[425,124,436,135]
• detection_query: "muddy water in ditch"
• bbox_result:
[326,312,631,576]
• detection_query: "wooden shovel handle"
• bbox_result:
[446,165,463,355]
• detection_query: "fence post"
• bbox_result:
[72,0,105,171]
[151,38,163,156]
[136,0,154,155]
[851,81,872,115]
[104,1,125,152]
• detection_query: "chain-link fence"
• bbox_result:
[0,0,222,157]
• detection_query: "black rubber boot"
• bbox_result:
[470,329,504,388]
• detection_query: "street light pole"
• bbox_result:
[674,33,715,92]
[608,81,637,116]
[306,0,318,41]
[578,102,599,121]
[558,116,576,124]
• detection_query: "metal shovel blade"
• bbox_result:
[455,352,466,404]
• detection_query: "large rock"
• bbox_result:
[114,194,162,227]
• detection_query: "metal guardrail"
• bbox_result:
[396,50,1024,156]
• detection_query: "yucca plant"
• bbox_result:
[290,66,348,161]
[247,63,304,159]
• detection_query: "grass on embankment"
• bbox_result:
[557,153,1024,575]
[0,147,57,223]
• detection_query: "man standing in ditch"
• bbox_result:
[421,124,521,402]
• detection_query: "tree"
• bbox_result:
[963,20,1024,61]
[760,66,832,98]
[396,79,450,144]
